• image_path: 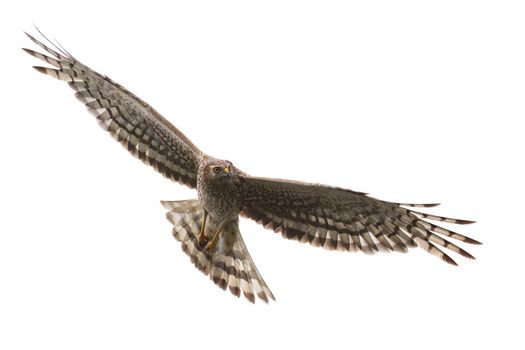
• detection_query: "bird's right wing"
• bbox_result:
[23,30,203,188]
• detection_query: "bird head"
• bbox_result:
[203,159,239,184]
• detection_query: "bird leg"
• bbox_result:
[206,223,224,252]
[197,210,208,246]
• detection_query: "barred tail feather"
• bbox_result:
[161,199,274,303]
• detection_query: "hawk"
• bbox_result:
[23,30,480,303]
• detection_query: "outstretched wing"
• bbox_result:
[23,30,203,188]
[240,176,480,265]
[162,199,275,303]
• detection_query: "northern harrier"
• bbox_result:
[23,30,480,303]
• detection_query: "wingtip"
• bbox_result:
[398,202,441,208]
[22,48,40,59]
[443,255,458,266]
[464,237,482,245]
[32,66,47,74]
[422,203,441,208]
[456,219,476,225]
[24,30,41,45]
[459,249,476,260]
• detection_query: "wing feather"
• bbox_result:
[240,176,479,265]
[24,31,203,188]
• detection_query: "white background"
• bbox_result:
[1,1,524,349]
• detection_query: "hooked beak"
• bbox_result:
[224,166,231,174]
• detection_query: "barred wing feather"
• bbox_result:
[240,176,479,266]
[23,31,203,188]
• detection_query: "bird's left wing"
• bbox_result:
[23,30,203,188]
[240,175,480,265]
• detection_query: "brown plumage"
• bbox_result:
[23,29,480,303]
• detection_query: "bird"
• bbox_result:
[23,29,480,303]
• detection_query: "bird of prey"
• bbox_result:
[23,29,480,303]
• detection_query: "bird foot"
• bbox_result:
[198,233,208,247]
[206,239,217,252]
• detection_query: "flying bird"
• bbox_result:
[23,29,480,303]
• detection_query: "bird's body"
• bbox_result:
[24,29,480,303]
[197,157,243,226]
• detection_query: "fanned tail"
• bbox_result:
[161,199,274,303]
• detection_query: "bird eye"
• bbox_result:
[213,166,221,174]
